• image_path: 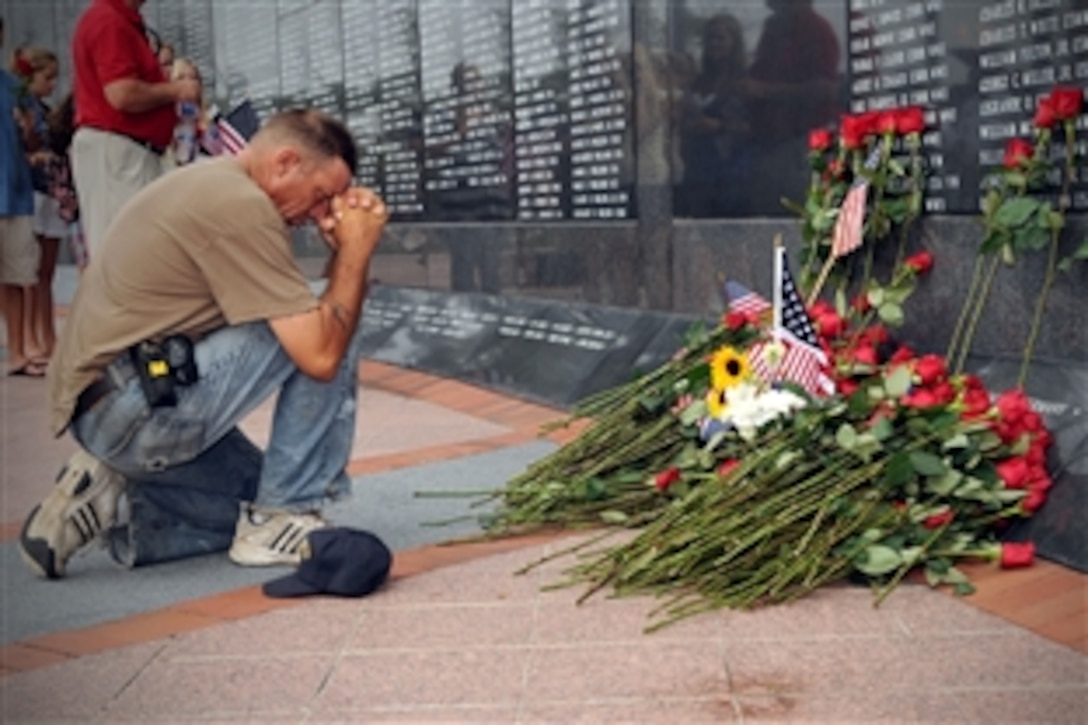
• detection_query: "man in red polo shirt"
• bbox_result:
[70,0,201,260]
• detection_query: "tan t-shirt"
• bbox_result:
[49,157,317,435]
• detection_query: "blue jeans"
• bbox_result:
[71,321,361,566]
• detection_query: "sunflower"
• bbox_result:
[705,386,728,419]
[710,346,750,390]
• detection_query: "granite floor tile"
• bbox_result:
[517,697,735,723]
[375,552,549,605]
[0,641,164,721]
[716,586,908,642]
[522,642,728,704]
[103,653,332,719]
[725,631,1086,697]
[317,704,519,722]
[955,687,1088,723]
[350,602,536,650]
[733,691,968,723]
[532,589,724,644]
[884,584,1023,637]
[164,603,363,658]
[313,649,528,711]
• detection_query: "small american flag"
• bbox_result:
[745,247,834,397]
[830,146,881,258]
[214,99,260,156]
[723,280,771,317]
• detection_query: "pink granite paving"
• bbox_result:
[2,537,1084,722]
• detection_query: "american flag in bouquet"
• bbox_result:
[208,99,260,156]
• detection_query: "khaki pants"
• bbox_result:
[70,128,164,260]
[0,215,39,286]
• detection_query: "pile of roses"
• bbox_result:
[466,97,1070,632]
[477,247,1053,631]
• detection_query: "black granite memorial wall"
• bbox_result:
[3,0,1083,364]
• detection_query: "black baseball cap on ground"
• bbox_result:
[262,527,392,598]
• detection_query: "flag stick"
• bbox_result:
[805,250,837,307]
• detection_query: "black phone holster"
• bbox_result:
[129,335,199,408]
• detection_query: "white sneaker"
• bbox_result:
[19,450,126,579]
[228,503,326,566]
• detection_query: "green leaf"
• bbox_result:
[836,423,859,450]
[598,510,629,525]
[927,469,965,496]
[855,545,903,576]
[869,416,894,441]
[884,452,916,488]
[942,433,970,450]
[953,581,977,596]
[994,197,1039,227]
[679,400,708,427]
[868,287,885,307]
[877,302,904,326]
[909,451,948,476]
[883,365,913,397]
[1013,224,1050,253]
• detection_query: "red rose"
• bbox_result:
[912,354,947,386]
[996,389,1031,425]
[717,459,740,477]
[877,110,897,134]
[725,311,749,330]
[837,378,859,396]
[959,388,991,420]
[904,250,934,274]
[992,421,1024,446]
[809,300,835,318]
[1025,441,1047,465]
[815,312,845,339]
[1021,411,1043,433]
[840,113,870,150]
[1026,465,1052,492]
[1050,86,1084,120]
[859,324,889,346]
[889,345,915,364]
[961,374,986,392]
[808,128,832,151]
[895,106,926,135]
[999,541,1035,568]
[653,467,681,492]
[1033,97,1056,129]
[1003,138,1033,169]
[996,456,1030,489]
[902,389,940,408]
[1022,489,1048,513]
[923,509,954,529]
[931,381,957,406]
[850,345,880,366]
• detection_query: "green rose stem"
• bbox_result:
[894,133,926,271]
[945,254,987,365]
[1017,117,1075,387]
[873,520,948,606]
[952,255,1001,375]
[858,135,894,293]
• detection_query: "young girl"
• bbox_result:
[167,57,215,166]
[12,46,62,370]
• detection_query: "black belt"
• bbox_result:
[72,356,136,421]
